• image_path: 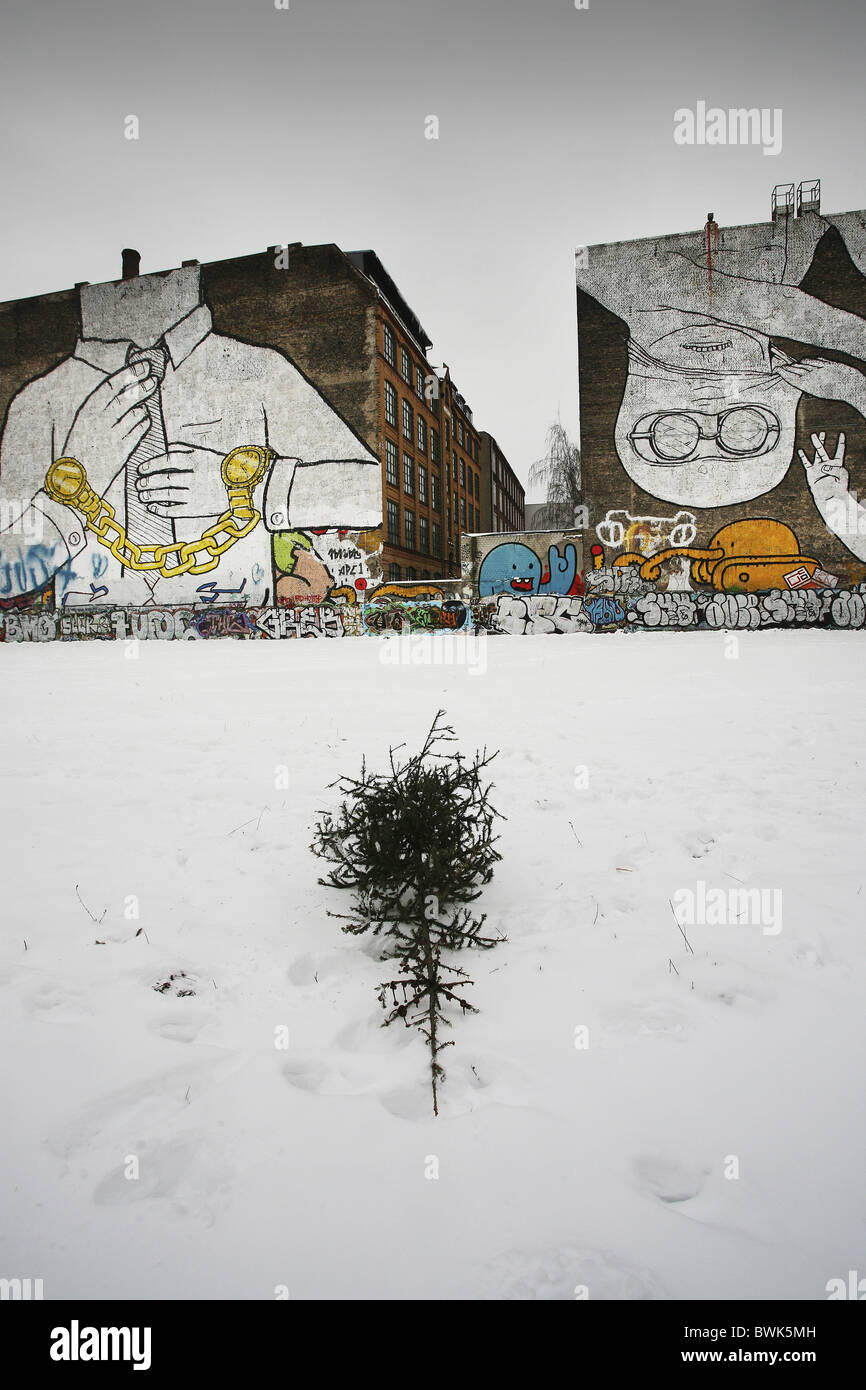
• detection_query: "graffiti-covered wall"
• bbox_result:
[0,262,383,613]
[576,207,866,602]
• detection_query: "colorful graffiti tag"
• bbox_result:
[6,574,865,642]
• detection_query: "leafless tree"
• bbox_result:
[527,418,582,529]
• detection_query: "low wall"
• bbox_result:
[4,573,866,642]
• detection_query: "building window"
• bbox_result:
[451,450,457,479]
[388,562,400,581]
[384,381,397,428]
[418,463,428,504]
[459,458,465,488]
[405,567,417,580]
[402,399,413,440]
[404,508,415,550]
[383,323,396,367]
[458,419,464,446]
[430,428,440,465]
[474,472,479,499]
[460,497,466,528]
[385,439,398,487]
[475,506,480,531]
[387,498,400,544]
[401,347,411,384]
[452,491,458,521]
[419,515,429,553]
[403,454,414,494]
[417,416,427,454]
[445,420,450,447]
[415,365,424,398]
[432,522,441,557]
[431,474,439,510]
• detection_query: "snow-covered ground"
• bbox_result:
[1,630,864,1300]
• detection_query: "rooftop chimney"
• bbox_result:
[771,183,795,222]
[797,180,821,217]
[121,248,141,280]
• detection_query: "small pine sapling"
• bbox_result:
[311,711,504,1114]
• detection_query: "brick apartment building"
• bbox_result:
[349,252,485,580]
[0,240,514,588]
[479,431,525,533]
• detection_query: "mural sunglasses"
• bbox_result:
[628,405,781,464]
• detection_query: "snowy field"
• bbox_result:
[1,629,865,1301]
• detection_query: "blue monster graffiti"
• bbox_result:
[478,541,579,598]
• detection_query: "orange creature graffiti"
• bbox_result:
[603,518,822,593]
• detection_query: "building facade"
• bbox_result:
[0,241,514,609]
[479,431,525,533]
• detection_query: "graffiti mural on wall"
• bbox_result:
[361,583,469,634]
[478,541,581,597]
[576,207,866,585]
[476,594,592,635]
[591,517,838,594]
[0,264,382,609]
[464,529,586,600]
[4,573,866,640]
[471,580,866,635]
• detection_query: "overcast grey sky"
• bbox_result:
[1,0,864,492]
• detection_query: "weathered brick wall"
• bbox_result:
[202,245,379,452]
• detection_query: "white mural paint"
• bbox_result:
[576,211,866,552]
[0,265,381,606]
[595,509,697,552]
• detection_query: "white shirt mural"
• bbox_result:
[0,265,381,605]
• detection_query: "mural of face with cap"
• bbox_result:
[614,325,799,508]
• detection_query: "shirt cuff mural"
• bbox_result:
[263,456,299,531]
[284,460,382,528]
[30,490,88,559]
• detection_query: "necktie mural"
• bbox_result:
[123,342,174,549]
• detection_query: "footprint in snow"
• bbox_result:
[92,1136,201,1207]
[287,950,361,987]
[282,1058,381,1097]
[380,1054,530,1121]
[631,1154,710,1204]
[601,1000,689,1041]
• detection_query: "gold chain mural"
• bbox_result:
[43,447,274,579]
